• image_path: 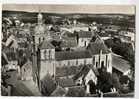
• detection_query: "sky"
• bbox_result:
[2,4,135,14]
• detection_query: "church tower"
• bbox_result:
[37,11,43,25]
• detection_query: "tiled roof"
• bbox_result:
[39,40,55,49]
[56,78,76,88]
[87,42,111,55]
[77,31,94,38]
[55,50,92,61]
[73,64,99,80]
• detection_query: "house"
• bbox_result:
[77,31,94,47]
[20,60,33,81]
[60,37,77,50]
[2,47,19,72]
[73,65,99,94]
[118,30,135,42]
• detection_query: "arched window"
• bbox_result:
[96,62,98,68]
[76,60,78,65]
[49,50,51,59]
[44,50,47,60]
[68,61,70,66]
[43,37,45,41]
[101,61,104,68]
[84,59,86,65]
[39,37,41,44]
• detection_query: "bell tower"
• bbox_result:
[37,10,43,25]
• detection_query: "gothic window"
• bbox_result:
[76,60,78,65]
[43,37,45,41]
[93,56,95,65]
[84,59,86,65]
[44,50,47,60]
[68,61,70,66]
[49,50,51,59]
[84,41,87,46]
[96,62,98,68]
[108,60,110,69]
[101,61,104,68]
[39,37,41,44]
[24,68,26,72]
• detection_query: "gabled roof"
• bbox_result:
[56,78,76,88]
[73,65,99,81]
[39,40,55,49]
[55,50,92,61]
[87,42,111,55]
[77,31,94,38]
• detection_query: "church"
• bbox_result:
[33,12,112,83]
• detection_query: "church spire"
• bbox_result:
[38,9,43,25]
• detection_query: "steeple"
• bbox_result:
[38,9,43,25]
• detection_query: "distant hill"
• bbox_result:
[2,10,135,27]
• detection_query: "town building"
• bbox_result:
[32,13,113,90]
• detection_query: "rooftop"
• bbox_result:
[87,42,111,55]
[39,40,55,49]
[55,50,92,61]
[60,38,77,48]
[112,53,131,73]
[77,31,94,38]
[73,64,99,80]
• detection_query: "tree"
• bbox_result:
[120,75,129,85]
[112,73,121,92]
[41,74,57,96]
[66,87,86,97]
[97,68,113,93]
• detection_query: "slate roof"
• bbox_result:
[56,78,76,88]
[55,50,92,61]
[77,31,95,38]
[73,64,99,81]
[87,42,111,55]
[39,40,55,49]
[112,54,131,73]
